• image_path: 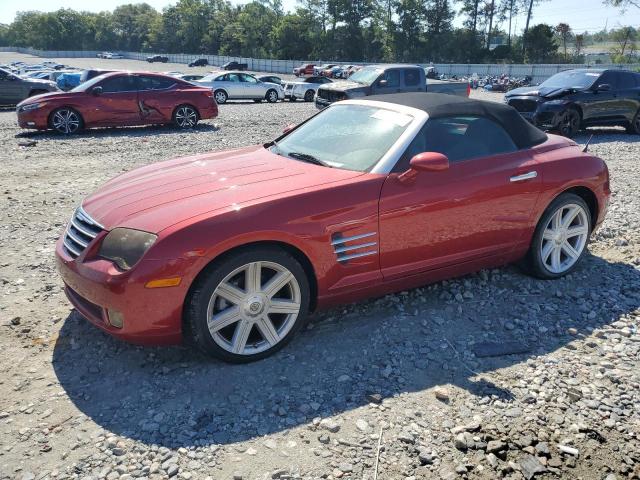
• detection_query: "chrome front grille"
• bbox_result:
[331,232,377,263]
[63,207,104,258]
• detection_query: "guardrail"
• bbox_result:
[2,46,637,83]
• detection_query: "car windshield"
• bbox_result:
[270,104,413,172]
[71,74,111,92]
[540,70,601,89]
[349,66,383,85]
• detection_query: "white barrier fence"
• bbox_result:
[1,46,637,83]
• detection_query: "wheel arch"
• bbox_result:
[184,240,319,319]
[213,88,228,100]
[560,185,598,229]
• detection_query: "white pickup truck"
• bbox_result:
[315,64,469,109]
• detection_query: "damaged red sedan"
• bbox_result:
[17,71,217,133]
[55,93,609,362]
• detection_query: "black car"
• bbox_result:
[222,61,248,71]
[189,58,208,67]
[506,68,640,137]
[147,55,169,63]
[257,75,283,86]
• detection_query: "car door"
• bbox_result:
[378,116,543,280]
[615,71,640,123]
[137,75,179,124]
[586,71,623,123]
[224,73,243,98]
[0,70,25,104]
[90,74,140,126]
[371,69,401,95]
[240,73,262,99]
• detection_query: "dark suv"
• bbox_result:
[505,68,640,137]
[189,58,209,67]
[0,68,58,105]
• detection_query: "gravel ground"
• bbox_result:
[0,54,639,480]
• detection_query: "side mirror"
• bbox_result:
[410,152,449,172]
[282,123,295,134]
[91,86,103,96]
[378,79,388,87]
[595,83,611,92]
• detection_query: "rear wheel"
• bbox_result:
[214,90,228,104]
[49,107,83,134]
[185,247,310,363]
[524,193,591,279]
[266,89,279,103]
[173,104,198,129]
[304,89,315,102]
[557,107,581,137]
[626,109,640,134]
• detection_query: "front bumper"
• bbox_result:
[17,108,49,129]
[507,96,568,130]
[55,235,192,345]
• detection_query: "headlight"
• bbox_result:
[98,228,157,271]
[20,103,43,112]
[544,99,569,105]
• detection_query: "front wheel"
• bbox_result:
[557,107,581,137]
[185,247,310,363]
[266,89,279,103]
[49,108,83,134]
[525,193,591,279]
[304,89,315,102]
[173,105,198,129]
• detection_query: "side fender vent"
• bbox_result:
[331,232,377,263]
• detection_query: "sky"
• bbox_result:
[0,0,638,34]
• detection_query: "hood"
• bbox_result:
[319,80,365,92]
[506,85,582,99]
[17,90,78,107]
[82,145,364,233]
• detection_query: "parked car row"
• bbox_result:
[283,75,332,102]
[293,63,363,79]
[96,52,124,59]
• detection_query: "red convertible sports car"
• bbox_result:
[55,93,610,362]
[17,71,218,133]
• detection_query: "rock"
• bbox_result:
[397,430,416,444]
[366,393,382,404]
[233,474,243,480]
[318,433,330,444]
[417,447,434,465]
[535,442,550,456]
[356,418,369,432]
[454,432,474,450]
[486,440,506,453]
[519,455,547,479]
[338,463,353,473]
[337,374,351,382]
[166,464,179,478]
[434,386,450,401]
[320,419,340,433]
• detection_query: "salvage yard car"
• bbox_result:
[0,67,58,105]
[147,55,169,63]
[55,93,609,363]
[195,71,284,104]
[17,71,218,133]
[284,75,332,102]
[315,64,469,108]
[505,68,640,137]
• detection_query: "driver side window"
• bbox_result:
[393,116,517,172]
[382,70,400,88]
[240,74,258,83]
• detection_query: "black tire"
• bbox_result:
[48,107,83,135]
[185,246,311,363]
[172,104,199,129]
[265,89,279,103]
[626,109,640,134]
[557,107,581,137]
[288,97,297,102]
[524,193,592,280]
[304,89,315,102]
[29,89,48,97]
[214,90,228,105]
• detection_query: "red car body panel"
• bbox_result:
[55,133,610,345]
[17,72,218,130]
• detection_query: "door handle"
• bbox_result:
[510,171,537,182]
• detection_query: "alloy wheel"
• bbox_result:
[214,90,227,104]
[175,106,197,128]
[304,90,315,102]
[206,261,301,355]
[52,109,80,134]
[559,109,580,137]
[266,90,278,103]
[540,203,589,274]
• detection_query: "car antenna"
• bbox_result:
[582,134,594,153]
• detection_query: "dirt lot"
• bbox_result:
[0,54,639,480]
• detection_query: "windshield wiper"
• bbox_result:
[287,152,332,168]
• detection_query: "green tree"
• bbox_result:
[555,22,572,61]
[523,23,558,62]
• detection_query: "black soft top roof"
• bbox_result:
[368,92,548,149]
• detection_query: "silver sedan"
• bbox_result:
[195,71,284,104]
